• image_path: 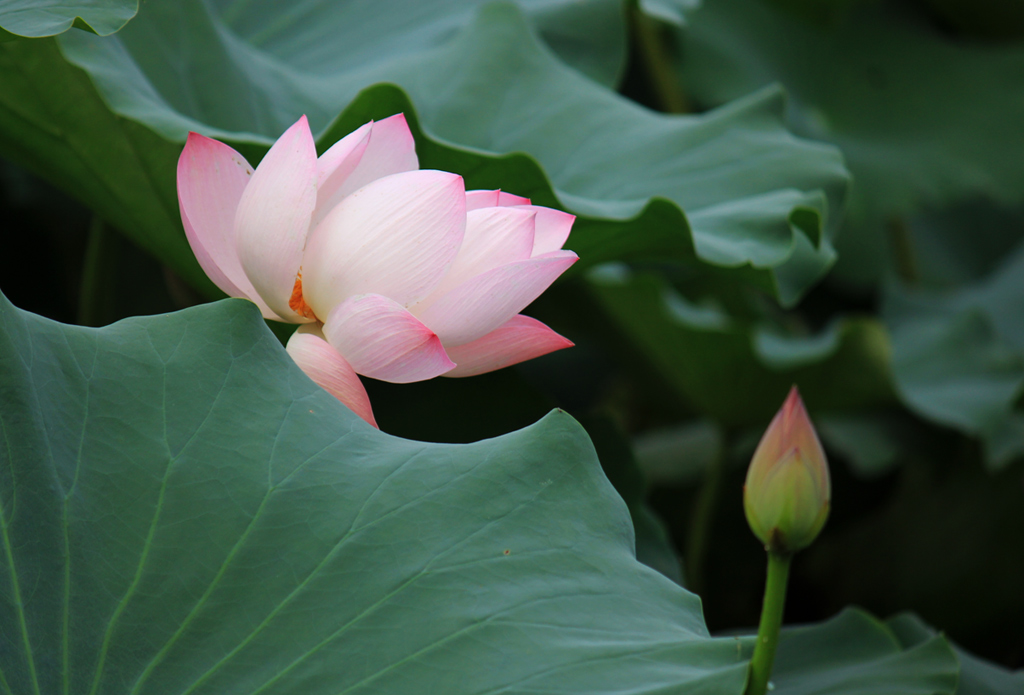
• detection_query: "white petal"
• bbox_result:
[235,116,318,321]
[416,206,535,306]
[520,205,575,256]
[302,170,466,316]
[416,251,578,346]
[311,122,372,230]
[322,294,455,383]
[330,113,418,198]
[286,325,377,427]
[465,189,532,211]
[444,315,573,377]
[177,133,285,320]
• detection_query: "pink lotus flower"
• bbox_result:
[177,114,577,427]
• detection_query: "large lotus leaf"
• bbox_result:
[883,243,1024,469]
[0,0,136,38]
[586,264,894,426]
[753,608,959,695]
[0,0,847,306]
[577,414,684,584]
[677,0,1024,287]
[887,614,1024,695]
[0,289,752,694]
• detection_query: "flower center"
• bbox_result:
[289,272,318,320]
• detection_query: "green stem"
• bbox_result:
[747,551,792,695]
[78,216,118,327]
[685,430,727,596]
[629,1,689,113]
[887,216,919,285]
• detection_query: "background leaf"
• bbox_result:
[585,264,894,426]
[887,613,1024,695]
[0,0,848,305]
[0,0,137,38]
[676,0,1024,287]
[766,609,959,695]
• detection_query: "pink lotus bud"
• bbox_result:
[743,386,830,554]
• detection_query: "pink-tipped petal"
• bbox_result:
[235,116,318,321]
[415,250,578,346]
[421,206,536,302]
[465,189,532,211]
[465,189,500,210]
[444,315,573,377]
[521,206,575,256]
[311,122,372,230]
[302,170,466,315]
[497,191,531,206]
[329,114,418,198]
[322,294,456,383]
[286,325,377,427]
[177,133,283,320]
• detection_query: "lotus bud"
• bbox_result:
[744,386,830,554]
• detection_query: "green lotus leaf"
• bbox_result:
[888,613,1024,695]
[586,264,894,426]
[0,0,847,306]
[0,0,137,38]
[677,0,1024,288]
[883,243,1024,469]
[0,288,751,693]
[764,608,959,695]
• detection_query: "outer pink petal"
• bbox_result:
[465,189,532,211]
[322,294,456,383]
[497,191,531,206]
[420,206,535,302]
[302,170,466,316]
[329,114,418,199]
[519,206,575,256]
[235,115,318,321]
[415,250,578,346]
[177,133,283,320]
[465,190,500,210]
[286,325,377,427]
[444,315,573,378]
[311,122,372,230]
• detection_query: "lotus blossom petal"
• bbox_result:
[322,294,455,383]
[330,114,419,200]
[444,315,574,377]
[416,250,578,346]
[177,133,285,320]
[311,122,372,230]
[465,189,531,210]
[524,206,575,256]
[235,115,318,321]
[301,170,466,317]
[422,207,536,301]
[286,325,377,427]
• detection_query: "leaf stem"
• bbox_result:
[78,216,118,327]
[746,551,792,695]
[887,216,919,284]
[629,1,689,113]
[685,429,727,595]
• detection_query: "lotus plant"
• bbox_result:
[177,115,577,426]
[743,386,831,695]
